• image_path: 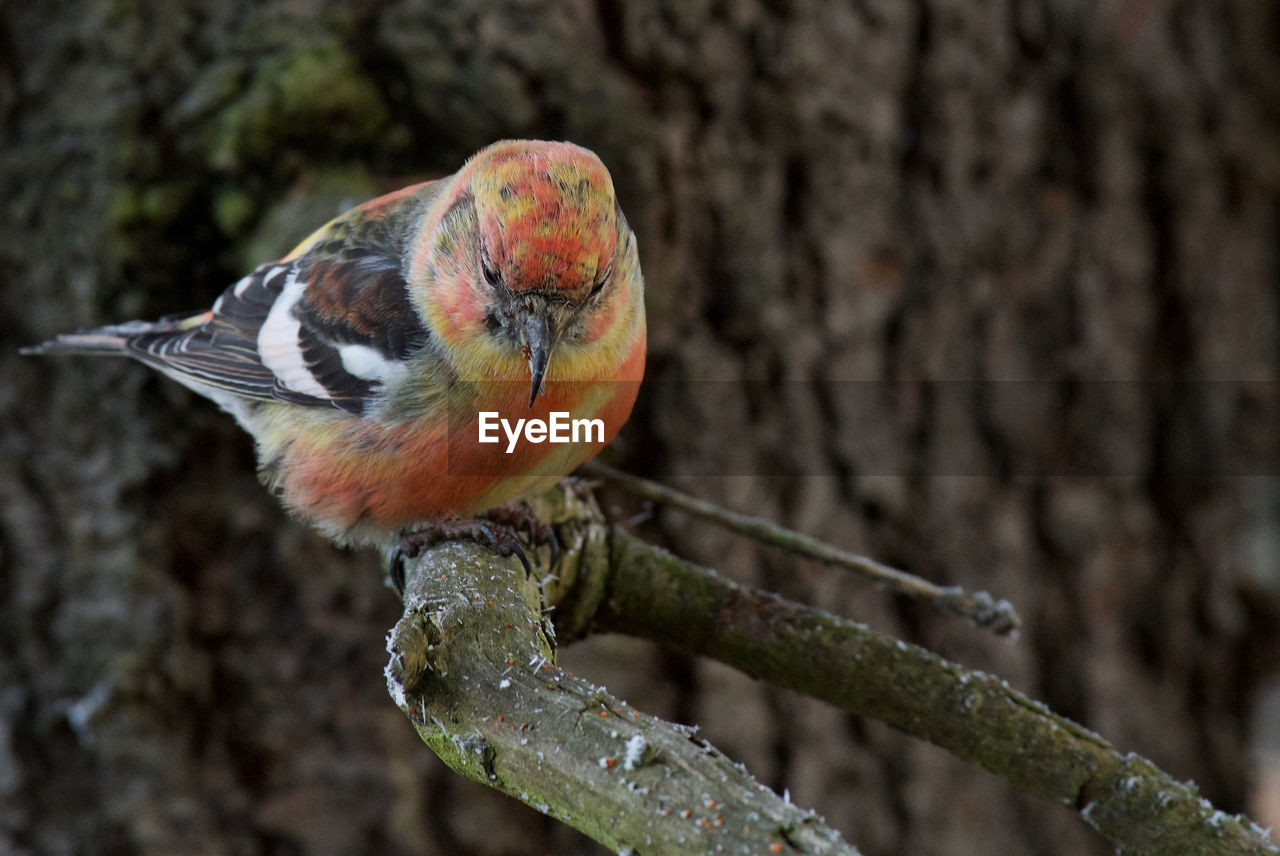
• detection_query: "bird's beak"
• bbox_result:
[520,313,555,408]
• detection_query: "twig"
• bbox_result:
[582,462,1020,635]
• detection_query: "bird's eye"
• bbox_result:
[481,254,502,288]
[590,263,613,297]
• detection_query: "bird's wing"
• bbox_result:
[124,181,443,415]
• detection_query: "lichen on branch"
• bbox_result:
[384,485,858,855]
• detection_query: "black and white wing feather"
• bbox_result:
[26,190,437,417]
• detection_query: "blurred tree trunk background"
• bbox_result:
[3,2,1279,854]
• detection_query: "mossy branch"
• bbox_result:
[385,483,1278,856]
[384,485,859,856]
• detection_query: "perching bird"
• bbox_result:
[24,140,646,555]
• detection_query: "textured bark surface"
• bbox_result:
[3,2,1279,855]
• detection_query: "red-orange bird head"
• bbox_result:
[416,140,643,406]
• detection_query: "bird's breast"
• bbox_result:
[274,336,644,540]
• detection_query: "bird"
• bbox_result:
[24,140,646,560]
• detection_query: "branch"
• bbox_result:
[384,487,860,855]
[385,483,1277,856]
[593,522,1278,856]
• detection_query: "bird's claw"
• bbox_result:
[479,504,560,568]
[384,543,410,597]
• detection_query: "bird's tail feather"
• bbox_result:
[19,320,159,356]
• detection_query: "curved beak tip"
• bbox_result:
[528,357,547,408]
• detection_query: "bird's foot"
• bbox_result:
[396,504,559,573]
[387,506,560,595]
[397,517,533,575]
